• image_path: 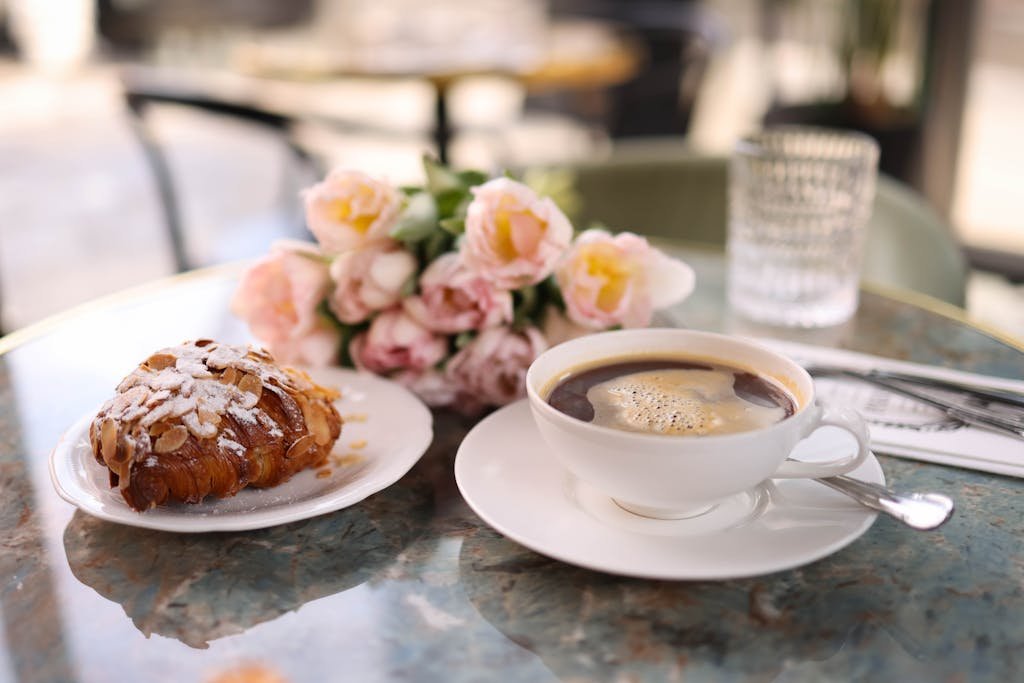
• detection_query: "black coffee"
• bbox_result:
[546,356,796,436]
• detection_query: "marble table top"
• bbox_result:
[2,253,1023,682]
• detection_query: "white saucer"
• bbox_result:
[50,367,433,532]
[455,401,883,580]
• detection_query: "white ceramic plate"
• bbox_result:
[50,367,433,532]
[455,400,883,580]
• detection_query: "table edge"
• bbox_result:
[0,261,248,357]
[860,279,1024,354]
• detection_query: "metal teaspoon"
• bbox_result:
[816,475,954,530]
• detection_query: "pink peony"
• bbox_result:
[460,177,573,289]
[556,229,695,329]
[403,253,513,334]
[348,309,447,374]
[328,244,417,324]
[446,326,547,408]
[303,169,401,253]
[231,242,340,366]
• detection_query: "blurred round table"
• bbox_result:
[119,20,641,273]
[124,20,641,164]
[2,249,1023,682]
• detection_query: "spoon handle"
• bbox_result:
[817,475,955,530]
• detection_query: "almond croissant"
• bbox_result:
[89,339,343,511]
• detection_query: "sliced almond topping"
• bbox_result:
[238,373,263,400]
[117,461,132,490]
[148,421,171,436]
[109,436,134,467]
[219,367,239,385]
[198,409,221,426]
[298,397,332,446]
[285,434,316,460]
[154,425,188,453]
[99,418,118,464]
[182,411,216,439]
[145,353,177,371]
[112,385,148,414]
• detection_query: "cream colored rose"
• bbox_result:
[556,229,695,329]
[460,177,573,289]
[303,169,400,253]
[328,244,417,324]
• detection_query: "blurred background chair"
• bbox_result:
[558,139,967,306]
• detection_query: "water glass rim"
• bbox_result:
[735,126,879,166]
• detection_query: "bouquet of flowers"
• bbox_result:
[232,157,695,412]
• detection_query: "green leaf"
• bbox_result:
[399,273,418,298]
[294,248,333,266]
[522,167,582,221]
[423,155,464,196]
[435,188,469,218]
[456,169,488,187]
[512,285,540,328]
[316,299,341,329]
[390,192,438,244]
[338,331,356,367]
[452,194,472,219]
[540,275,565,310]
[439,217,465,235]
[422,230,453,263]
[316,300,369,368]
[454,331,475,349]
[342,321,371,367]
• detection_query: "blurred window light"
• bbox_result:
[952,0,1024,256]
[7,0,96,74]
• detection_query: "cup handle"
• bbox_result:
[772,402,871,479]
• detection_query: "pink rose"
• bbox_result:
[328,244,417,324]
[231,242,340,365]
[447,326,547,408]
[348,309,447,374]
[303,169,401,253]
[460,177,573,289]
[556,229,695,329]
[403,253,513,334]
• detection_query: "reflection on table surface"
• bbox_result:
[1,252,1023,682]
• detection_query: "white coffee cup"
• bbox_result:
[525,328,870,519]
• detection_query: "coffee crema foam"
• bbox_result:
[585,369,787,436]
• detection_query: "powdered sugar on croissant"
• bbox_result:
[89,339,343,511]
